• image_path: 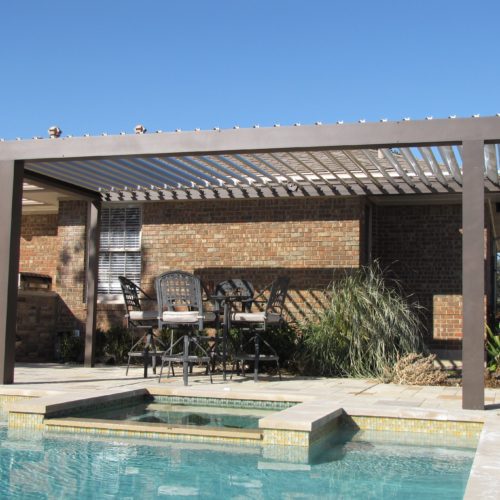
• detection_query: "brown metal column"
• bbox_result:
[84,199,101,367]
[0,160,24,384]
[462,140,485,410]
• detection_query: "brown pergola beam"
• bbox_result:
[24,169,100,201]
[462,140,486,410]
[84,199,101,367]
[0,160,23,384]
[1,116,500,162]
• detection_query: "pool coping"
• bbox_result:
[2,385,499,497]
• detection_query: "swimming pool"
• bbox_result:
[0,425,475,499]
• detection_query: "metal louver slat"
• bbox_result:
[437,146,463,184]
[418,147,448,185]
[399,148,432,187]
[381,149,416,187]
[484,144,499,184]
[306,151,353,191]
[341,150,384,189]
[360,149,399,188]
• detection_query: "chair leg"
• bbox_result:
[158,358,165,383]
[125,330,146,376]
[260,336,281,380]
[182,335,190,386]
[254,333,260,382]
[168,328,175,377]
[151,346,157,375]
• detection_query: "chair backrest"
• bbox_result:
[155,271,204,328]
[214,279,255,312]
[118,276,143,313]
[265,276,290,316]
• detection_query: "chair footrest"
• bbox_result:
[234,354,279,361]
[128,351,165,357]
[162,355,211,363]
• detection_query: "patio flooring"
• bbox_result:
[5,362,500,415]
[3,363,500,499]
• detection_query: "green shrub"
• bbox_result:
[225,322,298,373]
[486,325,500,373]
[59,334,84,363]
[102,326,134,363]
[252,322,298,371]
[297,263,425,378]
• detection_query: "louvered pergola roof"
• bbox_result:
[18,127,500,201]
[21,146,497,201]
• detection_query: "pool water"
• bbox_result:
[0,426,475,499]
[75,401,275,429]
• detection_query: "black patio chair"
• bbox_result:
[213,279,255,378]
[118,276,165,377]
[155,270,215,386]
[214,279,255,313]
[230,276,290,381]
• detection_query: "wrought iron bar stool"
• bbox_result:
[118,276,165,378]
[230,276,290,381]
[155,270,215,386]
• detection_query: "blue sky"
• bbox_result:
[1,0,499,139]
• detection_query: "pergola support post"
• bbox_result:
[462,140,485,410]
[84,199,101,367]
[0,160,24,384]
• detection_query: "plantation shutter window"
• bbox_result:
[98,207,142,295]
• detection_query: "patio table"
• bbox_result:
[212,291,254,381]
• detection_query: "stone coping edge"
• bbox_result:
[259,402,343,432]
[148,386,309,403]
[463,418,500,499]
[6,388,149,415]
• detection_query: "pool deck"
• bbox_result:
[3,363,500,499]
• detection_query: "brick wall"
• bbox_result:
[16,291,58,361]
[433,294,463,340]
[371,203,487,348]
[22,197,490,354]
[22,198,490,353]
[19,214,58,279]
[97,196,366,329]
[19,205,88,360]
[55,200,88,333]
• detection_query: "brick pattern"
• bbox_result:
[16,292,58,361]
[55,200,88,333]
[372,204,465,345]
[19,214,58,280]
[20,202,89,329]
[142,197,364,324]
[21,197,365,333]
[22,198,490,352]
[98,197,364,328]
[433,294,463,339]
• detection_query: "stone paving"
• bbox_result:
[3,363,500,499]
[7,363,500,413]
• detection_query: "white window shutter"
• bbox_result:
[99,207,142,294]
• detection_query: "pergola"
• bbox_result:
[1,116,500,409]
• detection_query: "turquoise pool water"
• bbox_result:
[75,400,275,429]
[0,426,475,499]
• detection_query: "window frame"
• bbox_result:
[97,203,143,304]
